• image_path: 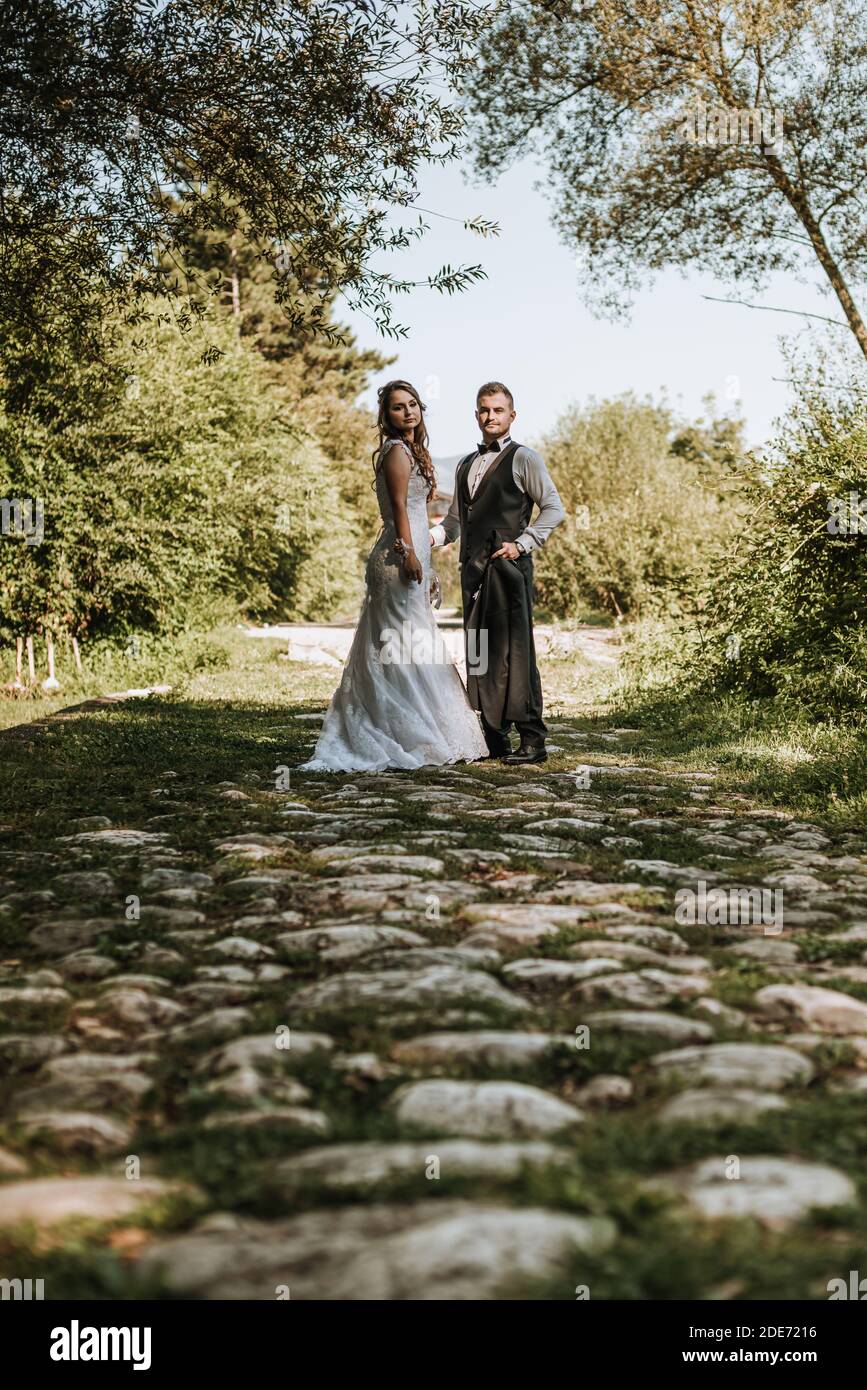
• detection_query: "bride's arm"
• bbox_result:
[382,443,423,585]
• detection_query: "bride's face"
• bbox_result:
[387,389,421,435]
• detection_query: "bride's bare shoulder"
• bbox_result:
[377,438,413,471]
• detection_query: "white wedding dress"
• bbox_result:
[300,438,489,772]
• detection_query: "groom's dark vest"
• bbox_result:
[456,441,531,598]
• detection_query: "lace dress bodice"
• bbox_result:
[373,438,431,553]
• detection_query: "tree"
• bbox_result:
[0,305,362,684]
[0,0,492,352]
[468,0,867,358]
[669,391,747,484]
[690,352,867,711]
[160,191,393,548]
[532,393,744,618]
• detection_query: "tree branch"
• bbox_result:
[701,294,849,328]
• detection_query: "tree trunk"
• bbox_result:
[42,635,59,690]
[230,245,241,318]
[72,635,82,673]
[762,149,867,360]
[14,636,24,688]
[26,635,35,682]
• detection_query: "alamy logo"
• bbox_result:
[826,491,867,535]
[674,879,783,934]
[680,100,783,146]
[50,1320,152,1371]
[379,622,488,674]
[828,1270,867,1299]
[0,497,44,545]
[0,1277,44,1299]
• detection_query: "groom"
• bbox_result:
[429,381,565,764]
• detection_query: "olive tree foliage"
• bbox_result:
[0,0,493,351]
[468,0,867,357]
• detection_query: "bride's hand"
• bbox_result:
[402,551,424,585]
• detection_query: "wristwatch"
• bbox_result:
[515,540,526,555]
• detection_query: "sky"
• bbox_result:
[337,158,851,460]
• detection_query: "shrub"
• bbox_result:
[694,365,867,714]
[532,394,742,620]
[0,311,362,662]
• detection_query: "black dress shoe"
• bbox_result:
[503,744,547,765]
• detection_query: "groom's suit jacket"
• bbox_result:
[465,546,536,726]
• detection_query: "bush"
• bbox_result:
[532,394,743,620]
[0,311,363,658]
[693,363,867,714]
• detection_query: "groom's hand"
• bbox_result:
[491,541,521,561]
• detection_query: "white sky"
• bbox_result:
[337,158,854,458]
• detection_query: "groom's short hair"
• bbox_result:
[477,381,514,410]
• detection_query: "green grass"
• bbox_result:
[606,623,867,825]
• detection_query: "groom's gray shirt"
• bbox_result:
[429,441,565,554]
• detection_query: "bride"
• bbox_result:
[299,379,489,772]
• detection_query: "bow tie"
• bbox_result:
[477,441,500,454]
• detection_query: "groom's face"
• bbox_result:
[476,392,516,441]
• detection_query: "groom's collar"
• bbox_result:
[477,434,512,453]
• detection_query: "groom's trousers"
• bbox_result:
[462,553,547,756]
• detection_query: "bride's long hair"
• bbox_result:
[372,379,437,501]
